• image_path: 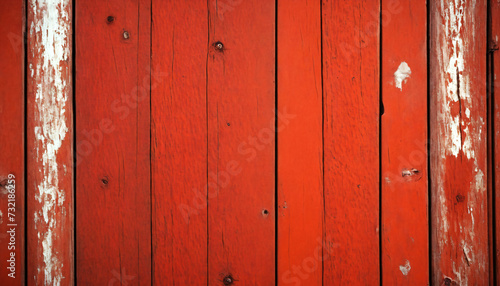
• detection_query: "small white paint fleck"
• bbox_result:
[394,62,411,90]
[399,260,411,276]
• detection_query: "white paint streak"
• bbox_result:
[439,0,470,158]
[435,1,486,283]
[30,0,71,285]
[394,62,411,90]
[399,260,411,276]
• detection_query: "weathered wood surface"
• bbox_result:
[27,0,74,284]
[322,0,380,284]
[277,0,323,285]
[76,0,151,284]
[493,0,500,284]
[0,1,25,285]
[11,1,500,285]
[152,0,208,284]
[206,1,276,284]
[430,0,488,284]
[381,0,428,284]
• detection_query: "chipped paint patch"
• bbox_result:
[438,0,478,159]
[399,260,411,276]
[433,1,488,284]
[394,62,411,90]
[29,0,71,285]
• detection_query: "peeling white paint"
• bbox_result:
[30,0,71,285]
[435,1,487,283]
[462,127,474,160]
[440,192,449,237]
[439,0,471,158]
[452,261,466,286]
[399,260,411,276]
[394,62,411,90]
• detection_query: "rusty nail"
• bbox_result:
[223,275,233,285]
[215,41,224,51]
[107,16,115,23]
[123,31,130,39]
[101,177,109,185]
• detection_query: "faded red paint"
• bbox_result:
[493,1,500,285]
[430,0,488,284]
[9,1,500,285]
[27,0,74,284]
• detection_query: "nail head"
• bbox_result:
[215,41,224,51]
[223,275,233,285]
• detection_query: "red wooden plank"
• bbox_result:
[0,1,25,285]
[151,1,208,284]
[493,0,500,284]
[207,1,275,284]
[277,0,323,285]
[489,4,495,283]
[75,0,151,284]
[381,1,428,284]
[322,0,380,284]
[430,0,488,284]
[27,0,74,284]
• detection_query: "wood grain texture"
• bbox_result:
[151,0,208,284]
[380,0,428,285]
[493,0,500,284]
[27,0,73,284]
[0,1,25,285]
[322,0,380,284]
[277,0,323,285]
[75,0,151,284]
[207,1,275,284]
[430,0,488,284]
